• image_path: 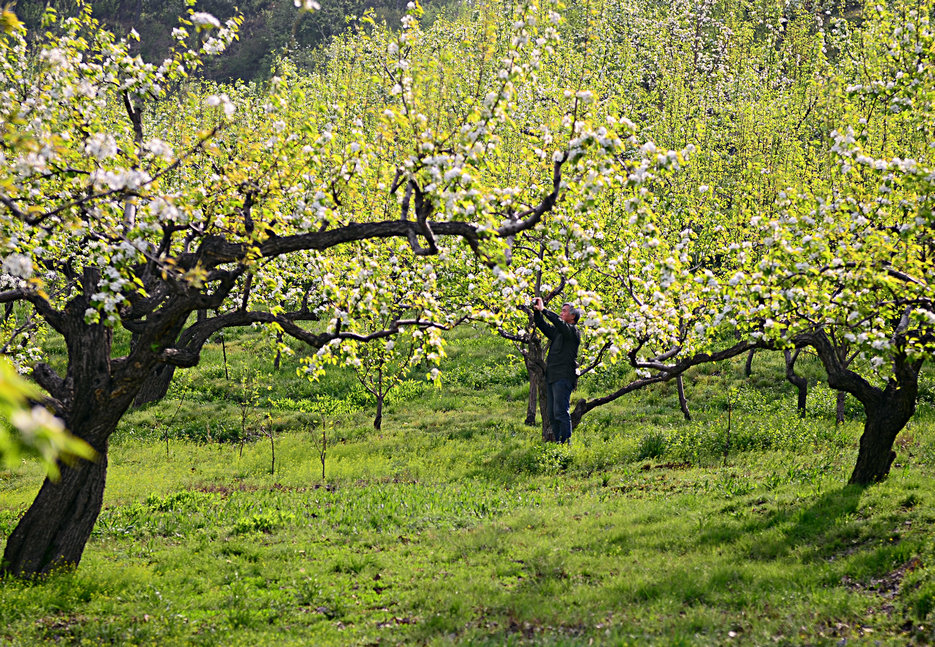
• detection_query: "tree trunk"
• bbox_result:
[522,338,552,441]
[836,391,846,424]
[3,270,158,577]
[848,379,917,485]
[539,376,554,442]
[273,330,283,371]
[523,345,545,427]
[133,363,177,407]
[130,310,189,408]
[800,327,921,485]
[374,394,383,431]
[744,348,755,377]
[525,369,538,426]
[676,375,691,421]
[3,279,134,576]
[2,452,108,576]
[784,349,807,418]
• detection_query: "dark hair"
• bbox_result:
[563,302,582,324]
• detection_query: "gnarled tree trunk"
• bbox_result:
[525,369,539,425]
[130,314,190,408]
[523,345,545,426]
[539,373,554,442]
[520,336,553,440]
[3,274,143,576]
[799,328,921,485]
[2,447,110,576]
[848,375,917,484]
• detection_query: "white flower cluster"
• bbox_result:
[201,37,228,56]
[205,93,236,117]
[11,405,64,440]
[147,196,183,223]
[84,133,118,160]
[294,0,321,10]
[2,253,33,279]
[143,138,174,160]
[191,12,221,29]
[90,168,152,191]
[38,47,69,72]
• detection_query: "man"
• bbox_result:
[532,297,581,444]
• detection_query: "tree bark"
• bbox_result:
[539,375,554,442]
[676,374,691,421]
[784,349,808,418]
[744,348,755,377]
[848,374,917,484]
[523,341,546,427]
[374,394,383,431]
[3,273,139,576]
[794,327,920,485]
[131,311,190,408]
[133,363,177,407]
[2,452,109,576]
[850,402,913,484]
[836,391,846,424]
[525,369,538,425]
[520,336,552,440]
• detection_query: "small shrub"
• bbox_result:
[232,510,296,534]
[536,443,572,474]
[294,578,347,619]
[637,430,667,460]
[146,490,218,512]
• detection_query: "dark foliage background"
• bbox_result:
[13,0,458,80]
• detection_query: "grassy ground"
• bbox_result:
[2,326,935,645]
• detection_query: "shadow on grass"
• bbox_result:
[466,444,541,484]
[449,485,902,643]
[694,484,868,562]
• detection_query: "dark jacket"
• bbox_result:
[533,309,580,384]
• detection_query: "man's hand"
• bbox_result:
[533,297,544,311]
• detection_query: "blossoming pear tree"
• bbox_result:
[718,0,935,484]
[295,240,465,430]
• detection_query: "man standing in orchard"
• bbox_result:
[532,297,581,444]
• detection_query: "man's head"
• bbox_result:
[561,302,581,325]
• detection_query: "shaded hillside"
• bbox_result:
[12,0,457,80]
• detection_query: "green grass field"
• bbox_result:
[2,327,935,645]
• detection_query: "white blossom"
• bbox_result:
[144,138,174,160]
[191,12,221,29]
[84,133,118,160]
[11,406,64,439]
[2,254,33,279]
[205,93,236,117]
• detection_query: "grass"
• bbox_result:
[2,326,935,645]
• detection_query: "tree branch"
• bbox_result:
[497,158,564,237]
